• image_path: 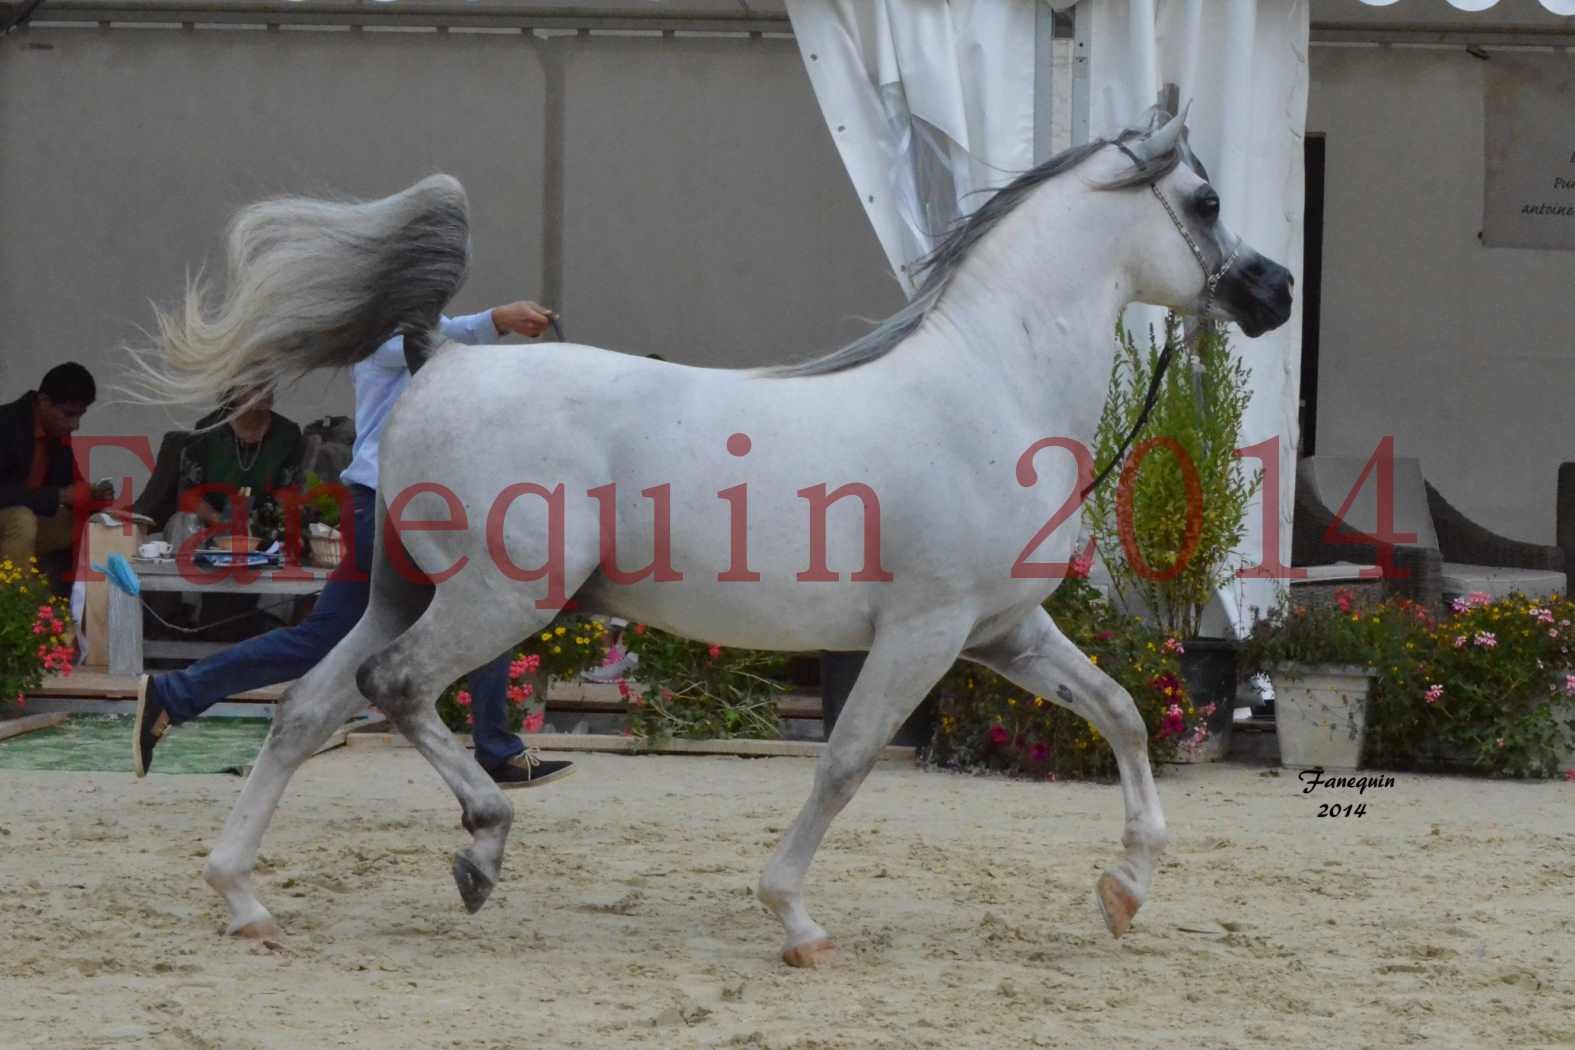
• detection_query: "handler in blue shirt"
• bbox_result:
[133,303,574,790]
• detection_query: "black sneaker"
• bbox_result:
[132,674,173,778]
[486,750,575,790]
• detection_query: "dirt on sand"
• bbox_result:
[1,750,1572,1049]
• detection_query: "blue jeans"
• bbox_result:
[151,484,524,770]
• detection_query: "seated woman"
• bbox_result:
[180,386,305,536]
[166,387,306,640]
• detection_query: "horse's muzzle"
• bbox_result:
[1220,252,1294,338]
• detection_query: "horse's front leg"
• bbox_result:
[967,606,1170,938]
[758,615,967,968]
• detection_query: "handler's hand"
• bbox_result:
[491,301,555,339]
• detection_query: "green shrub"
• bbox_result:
[1083,314,1261,639]
[620,626,789,744]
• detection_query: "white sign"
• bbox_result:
[1484,55,1575,252]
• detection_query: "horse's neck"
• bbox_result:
[916,194,1134,444]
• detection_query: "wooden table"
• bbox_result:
[107,558,333,676]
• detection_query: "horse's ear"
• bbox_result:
[1129,102,1189,164]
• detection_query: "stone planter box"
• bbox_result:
[1272,664,1374,771]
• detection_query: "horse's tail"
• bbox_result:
[129,173,470,411]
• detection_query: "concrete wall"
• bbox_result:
[0,23,901,488]
[1307,43,1575,545]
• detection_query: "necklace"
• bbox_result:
[233,429,262,473]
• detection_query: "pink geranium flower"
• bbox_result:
[1160,703,1185,739]
[988,724,1010,746]
[707,644,722,660]
[1473,632,1497,649]
[522,711,545,734]
[455,690,472,707]
[1424,683,1444,704]
[1162,637,1185,655]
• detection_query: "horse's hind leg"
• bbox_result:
[966,606,1169,939]
[758,616,967,968]
[354,593,557,915]
[203,585,423,940]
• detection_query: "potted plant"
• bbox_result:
[0,559,76,717]
[1083,313,1261,760]
[926,563,1211,779]
[1238,590,1400,770]
[620,626,790,745]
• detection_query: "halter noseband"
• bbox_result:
[1079,142,1241,501]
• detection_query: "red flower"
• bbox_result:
[1068,552,1094,580]
[632,624,647,635]
[988,725,1010,747]
[617,680,631,699]
[456,690,472,707]
[1028,742,1050,764]
[522,711,545,734]
[707,644,722,660]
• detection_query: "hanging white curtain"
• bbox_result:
[1077,0,1310,636]
[788,0,1310,635]
[784,0,1039,298]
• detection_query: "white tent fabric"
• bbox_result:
[783,0,1039,296]
[1080,0,1310,635]
[789,0,1310,634]
[1356,0,1575,11]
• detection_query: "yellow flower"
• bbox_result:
[540,632,552,642]
[555,626,567,636]
[552,646,562,654]
[1089,654,1099,665]
[1033,696,1045,708]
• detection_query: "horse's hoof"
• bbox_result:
[1095,872,1140,939]
[452,850,496,914]
[227,916,282,943]
[781,938,837,968]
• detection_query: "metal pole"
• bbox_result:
[1033,1,1055,165]
[1071,1,1092,146]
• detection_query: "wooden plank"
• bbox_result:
[144,640,229,660]
[29,672,824,719]
[0,712,69,741]
[131,558,329,596]
[82,518,142,670]
[30,669,290,701]
[346,730,913,762]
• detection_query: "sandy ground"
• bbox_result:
[1,750,1572,1050]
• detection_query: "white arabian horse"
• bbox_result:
[137,107,1291,967]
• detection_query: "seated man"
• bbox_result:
[0,363,113,583]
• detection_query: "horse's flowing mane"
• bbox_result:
[764,110,1192,380]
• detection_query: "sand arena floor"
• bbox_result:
[1,750,1572,1049]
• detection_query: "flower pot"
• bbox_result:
[308,531,344,570]
[1556,699,1575,771]
[1176,638,1237,762]
[1272,664,1373,771]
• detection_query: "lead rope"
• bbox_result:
[1079,150,1241,501]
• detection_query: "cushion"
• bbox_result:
[1440,563,1566,603]
[1303,455,1438,551]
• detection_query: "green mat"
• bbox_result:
[0,714,272,774]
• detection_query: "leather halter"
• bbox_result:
[1079,143,1241,501]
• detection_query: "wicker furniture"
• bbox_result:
[1293,456,1567,613]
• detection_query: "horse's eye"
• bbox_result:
[1196,188,1220,223]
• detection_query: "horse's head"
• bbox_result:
[1107,107,1294,338]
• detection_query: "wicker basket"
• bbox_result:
[308,531,344,570]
